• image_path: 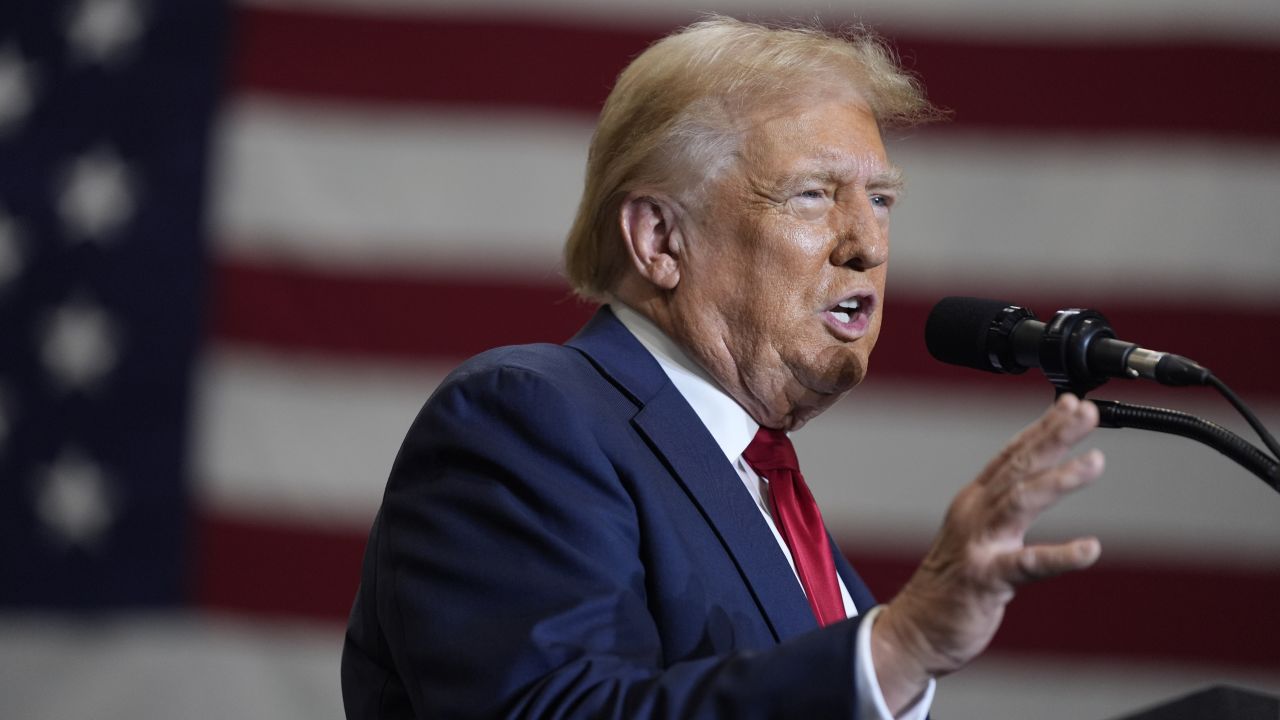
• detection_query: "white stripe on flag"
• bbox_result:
[195,345,1280,564]
[212,98,588,274]
[193,348,450,527]
[213,97,1280,298]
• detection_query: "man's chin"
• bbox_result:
[783,372,862,429]
[807,347,869,393]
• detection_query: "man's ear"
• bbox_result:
[619,192,683,291]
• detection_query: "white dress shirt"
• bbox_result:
[612,302,935,720]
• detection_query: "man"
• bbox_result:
[342,17,1105,719]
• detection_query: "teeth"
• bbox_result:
[831,311,851,323]
[837,298,861,311]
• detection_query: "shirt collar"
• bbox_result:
[610,302,759,462]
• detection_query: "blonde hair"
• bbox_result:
[563,15,939,301]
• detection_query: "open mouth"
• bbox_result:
[824,294,875,334]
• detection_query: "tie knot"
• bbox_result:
[742,427,799,473]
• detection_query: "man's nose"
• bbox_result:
[829,206,888,271]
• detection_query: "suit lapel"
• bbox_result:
[567,307,819,642]
[632,387,819,641]
[830,536,878,612]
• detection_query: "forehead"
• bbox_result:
[737,97,891,181]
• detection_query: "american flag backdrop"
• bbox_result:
[1,0,1279,718]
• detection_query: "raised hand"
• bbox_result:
[871,393,1105,712]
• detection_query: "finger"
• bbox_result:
[983,396,1099,484]
[1001,537,1102,586]
[1021,395,1099,460]
[997,449,1105,530]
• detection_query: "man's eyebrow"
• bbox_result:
[869,165,906,191]
[774,164,904,188]
[776,163,905,190]
[774,170,839,190]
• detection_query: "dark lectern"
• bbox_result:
[1112,685,1279,720]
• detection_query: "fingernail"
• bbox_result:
[1082,449,1103,470]
[1079,538,1102,565]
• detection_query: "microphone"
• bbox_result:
[925,296,1211,392]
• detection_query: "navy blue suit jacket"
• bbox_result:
[341,307,879,719]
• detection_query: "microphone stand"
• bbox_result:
[1026,307,1280,493]
[932,298,1280,493]
[1085,397,1279,492]
[1051,360,1280,494]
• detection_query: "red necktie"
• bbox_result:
[743,427,846,627]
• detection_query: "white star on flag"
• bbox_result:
[57,145,137,242]
[0,44,36,134]
[39,296,122,391]
[34,446,116,549]
[65,0,145,67]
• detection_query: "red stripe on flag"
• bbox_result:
[210,256,595,362]
[849,546,1280,670]
[230,8,650,115]
[194,511,367,622]
[211,257,1280,401]
[231,6,1280,138]
[192,507,1280,669]
[902,38,1280,139]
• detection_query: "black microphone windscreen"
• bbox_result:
[924,296,1017,373]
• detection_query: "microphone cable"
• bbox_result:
[1206,373,1280,461]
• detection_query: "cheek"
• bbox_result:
[756,227,829,301]
[865,312,883,349]
[866,267,888,336]
[779,223,829,260]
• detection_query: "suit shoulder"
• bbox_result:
[460,342,587,375]
[443,342,597,394]
[414,342,637,429]
[394,341,630,492]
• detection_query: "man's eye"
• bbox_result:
[787,190,830,219]
[870,194,894,209]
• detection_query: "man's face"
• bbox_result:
[666,95,900,430]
